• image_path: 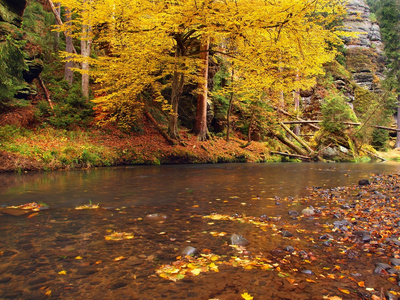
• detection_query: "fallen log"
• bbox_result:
[282,120,361,126]
[144,111,176,145]
[280,122,314,154]
[371,125,400,132]
[270,151,312,161]
[38,76,54,110]
[273,107,320,130]
[363,149,387,162]
[273,132,308,157]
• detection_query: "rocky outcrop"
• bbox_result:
[342,0,385,91]
[0,0,26,26]
[0,0,43,100]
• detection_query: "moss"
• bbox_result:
[345,48,376,73]
[353,87,374,117]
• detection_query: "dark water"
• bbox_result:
[2,162,400,208]
[1,162,400,300]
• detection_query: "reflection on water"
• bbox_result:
[1,162,400,299]
[1,162,400,208]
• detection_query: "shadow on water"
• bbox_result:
[2,162,400,208]
[1,162,400,299]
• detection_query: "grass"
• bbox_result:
[0,124,274,172]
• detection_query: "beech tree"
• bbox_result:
[58,0,347,140]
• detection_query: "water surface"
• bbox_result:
[1,162,400,299]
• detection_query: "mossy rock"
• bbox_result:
[0,0,26,26]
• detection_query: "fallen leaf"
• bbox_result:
[114,256,126,261]
[338,288,350,294]
[191,268,202,276]
[241,292,254,300]
[58,270,67,275]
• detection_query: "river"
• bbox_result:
[1,162,400,299]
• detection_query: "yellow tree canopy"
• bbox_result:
[55,0,347,128]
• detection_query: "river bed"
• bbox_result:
[1,162,400,299]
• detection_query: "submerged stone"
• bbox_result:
[284,246,295,253]
[358,179,370,186]
[230,234,249,246]
[301,207,315,217]
[281,230,293,238]
[182,246,197,256]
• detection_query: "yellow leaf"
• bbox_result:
[114,256,126,261]
[75,256,83,260]
[58,270,67,275]
[45,290,51,296]
[306,279,316,283]
[338,288,350,294]
[241,292,254,300]
[191,268,202,276]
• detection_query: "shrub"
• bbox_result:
[321,94,358,134]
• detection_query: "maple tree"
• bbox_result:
[54,0,347,140]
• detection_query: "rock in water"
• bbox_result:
[301,207,315,217]
[358,179,370,186]
[182,246,197,256]
[230,234,249,246]
[281,230,293,237]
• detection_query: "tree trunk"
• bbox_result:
[64,8,74,86]
[293,70,300,135]
[81,0,92,100]
[226,67,234,142]
[145,111,175,145]
[273,131,308,157]
[194,36,210,141]
[168,70,184,140]
[47,0,77,54]
[396,95,400,148]
[248,111,254,143]
[38,76,54,110]
[54,2,60,51]
[167,35,186,140]
[280,122,314,154]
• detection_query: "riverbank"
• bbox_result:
[0,125,273,173]
[2,123,400,173]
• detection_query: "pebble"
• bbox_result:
[230,234,250,246]
[301,207,314,217]
[281,230,293,238]
[390,258,400,266]
[358,179,370,186]
[182,246,198,256]
[284,246,295,253]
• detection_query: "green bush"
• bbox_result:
[321,94,358,134]
[0,35,28,106]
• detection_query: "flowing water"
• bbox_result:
[1,162,400,299]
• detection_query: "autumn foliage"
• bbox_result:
[55,0,347,140]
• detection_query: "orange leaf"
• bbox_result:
[286,278,296,284]
[357,281,365,287]
[338,288,350,294]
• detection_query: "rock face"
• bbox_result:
[0,0,43,100]
[343,0,385,90]
[0,0,26,25]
